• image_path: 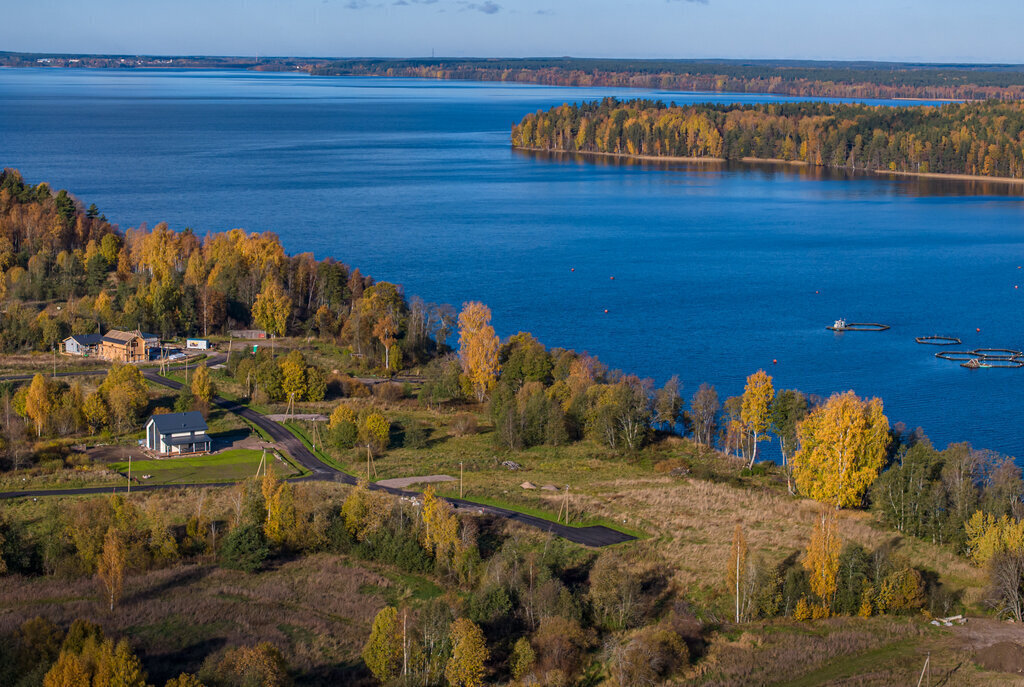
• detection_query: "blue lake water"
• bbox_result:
[2,68,1023,457]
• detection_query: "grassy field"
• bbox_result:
[109,449,304,485]
[294,409,987,615]
[0,553,396,686]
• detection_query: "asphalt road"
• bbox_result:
[1,359,635,547]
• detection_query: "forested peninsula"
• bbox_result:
[309,58,1024,101]
[511,97,1024,179]
[11,52,1024,101]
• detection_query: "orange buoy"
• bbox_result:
[815,290,819,294]
[977,328,981,332]
[570,268,575,272]
[610,276,615,280]
[603,309,608,313]
[772,359,778,364]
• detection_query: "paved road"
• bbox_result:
[1,361,634,547]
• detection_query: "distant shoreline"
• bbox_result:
[513,146,1024,186]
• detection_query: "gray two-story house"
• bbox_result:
[144,411,211,455]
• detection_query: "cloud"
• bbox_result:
[668,0,708,3]
[460,0,501,13]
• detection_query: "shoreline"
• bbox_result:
[513,146,1024,186]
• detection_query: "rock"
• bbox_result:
[541,484,558,491]
[501,460,523,471]
[520,481,537,490]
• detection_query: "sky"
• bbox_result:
[2,0,1023,64]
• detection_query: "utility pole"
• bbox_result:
[127,454,132,495]
[916,653,930,687]
[52,346,56,376]
[460,461,464,498]
[402,609,408,678]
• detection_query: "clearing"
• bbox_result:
[109,448,302,485]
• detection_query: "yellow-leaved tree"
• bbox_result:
[445,618,488,687]
[457,302,500,403]
[362,606,403,683]
[97,527,126,612]
[264,481,297,547]
[803,509,841,615]
[740,369,774,468]
[422,486,460,569]
[965,511,1024,566]
[24,372,53,437]
[373,312,399,371]
[791,391,889,508]
[191,364,215,414]
[252,277,291,339]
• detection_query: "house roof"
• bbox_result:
[102,329,143,344]
[148,411,208,435]
[65,333,103,346]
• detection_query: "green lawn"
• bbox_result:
[110,448,303,485]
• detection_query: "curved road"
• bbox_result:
[1,362,634,547]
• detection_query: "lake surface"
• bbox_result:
[3,68,1023,457]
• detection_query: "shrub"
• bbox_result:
[218,524,270,573]
[199,642,290,687]
[467,585,513,625]
[374,382,404,404]
[875,567,926,614]
[608,627,688,687]
[340,375,371,398]
[330,421,358,450]
[403,419,429,449]
[450,413,477,437]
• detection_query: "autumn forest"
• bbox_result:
[512,97,1024,179]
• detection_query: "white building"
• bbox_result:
[186,338,211,350]
[62,333,103,356]
[144,412,211,455]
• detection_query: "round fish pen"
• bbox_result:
[961,358,1024,369]
[936,351,976,361]
[972,348,1023,360]
[826,322,891,332]
[915,335,961,346]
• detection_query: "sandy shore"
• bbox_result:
[514,146,1024,185]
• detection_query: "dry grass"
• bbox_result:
[0,553,392,685]
[0,352,109,376]
[572,475,983,605]
[681,615,1024,687]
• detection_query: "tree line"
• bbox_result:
[0,168,455,367]
[512,97,1024,179]
[309,57,1024,101]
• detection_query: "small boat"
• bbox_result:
[962,358,991,369]
[826,319,891,332]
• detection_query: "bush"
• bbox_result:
[373,382,404,404]
[356,527,433,573]
[403,419,429,449]
[199,642,290,687]
[340,375,371,398]
[218,524,270,573]
[467,585,512,625]
[450,413,477,437]
[330,420,358,450]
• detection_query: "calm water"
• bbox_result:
[3,69,1023,457]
